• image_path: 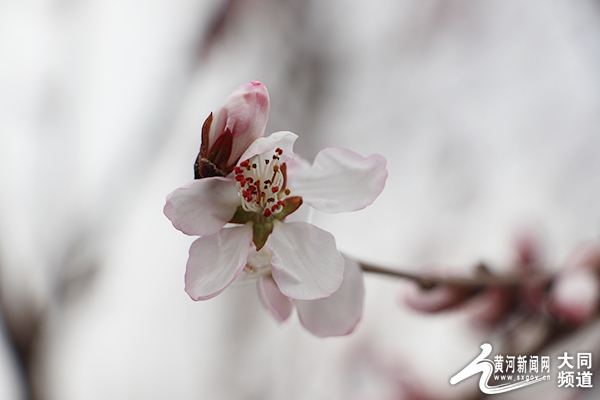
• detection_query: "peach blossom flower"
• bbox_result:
[166,131,387,336]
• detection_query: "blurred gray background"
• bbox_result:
[1,0,600,399]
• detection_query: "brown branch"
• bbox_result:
[359,262,553,290]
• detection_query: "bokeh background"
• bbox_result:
[1,0,600,399]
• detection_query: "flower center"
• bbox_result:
[234,147,291,218]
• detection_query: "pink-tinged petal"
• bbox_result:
[295,257,364,337]
[238,131,298,164]
[268,220,344,300]
[209,81,270,166]
[164,177,239,236]
[240,246,274,280]
[185,224,253,300]
[288,147,387,213]
[284,154,311,181]
[257,276,294,322]
[552,268,599,324]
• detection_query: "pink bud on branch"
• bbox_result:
[194,80,270,178]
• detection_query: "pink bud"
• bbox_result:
[552,268,599,324]
[195,81,270,178]
[551,242,600,325]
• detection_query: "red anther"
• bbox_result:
[240,160,249,168]
[271,186,279,193]
[233,166,243,174]
[240,179,247,186]
[276,148,283,155]
[235,174,244,181]
[264,209,272,218]
[246,177,254,184]
[271,205,278,212]
[277,200,285,207]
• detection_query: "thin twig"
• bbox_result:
[359,262,553,290]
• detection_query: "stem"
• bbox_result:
[359,262,553,290]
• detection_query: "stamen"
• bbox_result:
[235,147,293,217]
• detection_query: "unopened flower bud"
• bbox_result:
[194,80,270,178]
[551,242,600,325]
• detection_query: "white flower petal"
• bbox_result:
[164,177,239,236]
[268,221,344,300]
[295,257,364,337]
[238,131,297,164]
[185,224,253,300]
[289,147,387,213]
[284,154,311,181]
[237,246,273,280]
[257,276,294,322]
